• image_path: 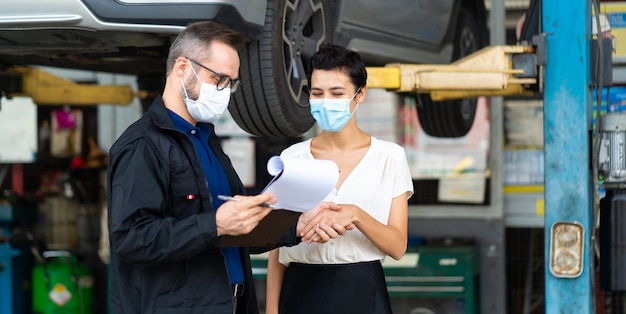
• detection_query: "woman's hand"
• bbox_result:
[297,202,356,243]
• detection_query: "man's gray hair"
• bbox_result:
[166,21,245,75]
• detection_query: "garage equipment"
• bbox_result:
[598,111,626,291]
[541,1,592,312]
[1,66,151,106]
[383,243,479,314]
[32,250,93,314]
[365,44,540,101]
[0,201,20,314]
[598,112,626,187]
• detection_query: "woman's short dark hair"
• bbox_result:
[308,44,367,90]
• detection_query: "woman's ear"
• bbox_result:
[357,86,368,102]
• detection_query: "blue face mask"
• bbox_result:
[310,90,360,132]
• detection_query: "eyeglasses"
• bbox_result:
[187,57,241,93]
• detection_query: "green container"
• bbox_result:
[383,244,480,314]
[32,251,93,314]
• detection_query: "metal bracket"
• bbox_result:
[366,45,540,101]
[532,33,547,93]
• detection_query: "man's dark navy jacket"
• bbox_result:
[107,96,298,313]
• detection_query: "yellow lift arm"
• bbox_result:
[4,66,150,106]
[366,45,538,101]
[2,45,537,106]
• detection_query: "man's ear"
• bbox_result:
[175,57,189,77]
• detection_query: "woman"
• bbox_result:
[265,44,414,314]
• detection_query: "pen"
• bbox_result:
[217,195,275,208]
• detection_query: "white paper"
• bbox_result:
[262,156,338,212]
[0,97,37,163]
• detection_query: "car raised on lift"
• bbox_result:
[0,0,487,138]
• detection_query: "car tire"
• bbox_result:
[230,0,332,137]
[416,8,480,138]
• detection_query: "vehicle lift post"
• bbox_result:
[543,0,593,312]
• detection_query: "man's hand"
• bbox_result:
[215,193,275,236]
[297,202,356,243]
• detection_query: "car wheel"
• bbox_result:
[230,0,332,137]
[417,8,480,138]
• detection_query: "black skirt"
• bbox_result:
[278,260,392,314]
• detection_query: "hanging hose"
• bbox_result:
[591,1,606,311]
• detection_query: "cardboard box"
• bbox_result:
[600,2,626,59]
[592,86,626,113]
[503,149,544,185]
[504,100,543,147]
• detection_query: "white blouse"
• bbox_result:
[278,137,414,265]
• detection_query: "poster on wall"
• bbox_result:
[0,97,37,163]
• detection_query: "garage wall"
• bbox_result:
[93,74,142,152]
[37,66,142,153]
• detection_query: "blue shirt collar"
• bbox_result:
[167,110,212,140]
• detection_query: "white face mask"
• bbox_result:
[182,66,231,123]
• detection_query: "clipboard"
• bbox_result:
[216,209,301,247]
[216,155,338,247]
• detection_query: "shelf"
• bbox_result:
[504,186,544,228]
[613,63,626,84]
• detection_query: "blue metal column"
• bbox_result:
[543,0,593,312]
[0,202,18,314]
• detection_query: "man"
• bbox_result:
[107,21,345,313]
